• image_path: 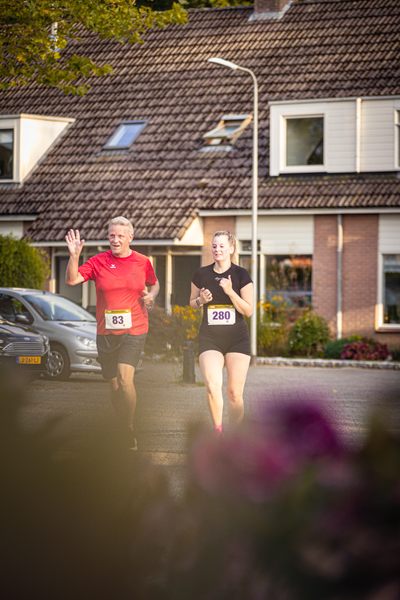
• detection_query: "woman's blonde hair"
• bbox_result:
[108,216,134,235]
[213,230,237,264]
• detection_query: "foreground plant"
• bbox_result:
[169,401,400,600]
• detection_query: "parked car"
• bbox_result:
[0,289,100,381]
[0,316,49,379]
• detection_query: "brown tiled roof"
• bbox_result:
[0,0,399,242]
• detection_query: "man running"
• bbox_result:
[65,216,159,449]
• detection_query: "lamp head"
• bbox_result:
[207,57,239,71]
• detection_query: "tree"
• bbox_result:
[0,235,50,289]
[0,0,187,95]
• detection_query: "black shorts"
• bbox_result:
[198,323,251,357]
[96,333,146,380]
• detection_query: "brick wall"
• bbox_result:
[202,216,236,266]
[342,214,378,338]
[313,215,338,335]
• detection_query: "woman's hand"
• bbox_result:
[200,287,212,304]
[219,275,233,296]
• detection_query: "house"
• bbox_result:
[0,0,399,348]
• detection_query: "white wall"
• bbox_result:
[0,221,23,238]
[379,214,400,253]
[361,99,397,172]
[19,116,71,181]
[236,215,314,254]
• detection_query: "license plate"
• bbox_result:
[17,356,41,364]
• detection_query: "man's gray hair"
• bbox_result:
[108,216,134,235]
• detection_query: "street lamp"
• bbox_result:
[207,57,259,363]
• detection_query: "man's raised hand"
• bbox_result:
[65,229,85,257]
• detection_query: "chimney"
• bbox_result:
[250,0,292,20]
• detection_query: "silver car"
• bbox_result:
[0,288,100,380]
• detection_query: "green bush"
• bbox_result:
[146,305,201,357]
[0,234,50,288]
[253,296,304,357]
[288,311,331,357]
[323,335,363,359]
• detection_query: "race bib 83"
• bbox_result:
[105,309,132,330]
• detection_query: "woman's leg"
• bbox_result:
[199,350,225,427]
[225,352,251,427]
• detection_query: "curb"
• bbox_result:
[256,357,400,370]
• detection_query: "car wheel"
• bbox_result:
[45,345,71,381]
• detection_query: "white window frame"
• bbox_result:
[282,114,326,173]
[269,101,328,175]
[395,108,400,170]
[377,214,400,331]
[0,118,17,182]
[377,253,400,331]
[0,127,15,181]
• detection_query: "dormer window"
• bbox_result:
[201,114,252,151]
[0,130,13,179]
[104,120,146,149]
[0,114,74,184]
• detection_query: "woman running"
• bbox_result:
[190,231,253,433]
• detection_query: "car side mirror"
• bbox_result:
[15,314,30,325]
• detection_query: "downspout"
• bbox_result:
[356,97,362,173]
[166,249,172,315]
[50,248,56,294]
[336,214,343,340]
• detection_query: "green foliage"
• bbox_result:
[146,305,201,357]
[0,0,187,95]
[256,296,297,357]
[288,310,331,357]
[0,234,50,289]
[323,335,363,359]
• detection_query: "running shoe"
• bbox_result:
[127,426,138,451]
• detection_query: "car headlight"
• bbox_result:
[42,335,50,352]
[76,336,97,349]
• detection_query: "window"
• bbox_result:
[265,255,312,307]
[286,117,324,166]
[201,114,252,151]
[396,111,400,168]
[383,254,400,324]
[104,121,146,149]
[0,129,13,179]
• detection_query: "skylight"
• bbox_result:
[202,114,252,150]
[104,120,146,149]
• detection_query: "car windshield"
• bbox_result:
[24,294,96,322]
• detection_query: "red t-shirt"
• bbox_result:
[78,250,157,335]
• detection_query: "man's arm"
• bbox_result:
[142,280,160,309]
[65,229,85,286]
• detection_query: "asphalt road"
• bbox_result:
[19,361,400,497]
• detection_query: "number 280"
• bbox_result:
[213,310,231,321]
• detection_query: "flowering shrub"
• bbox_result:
[169,401,400,600]
[340,338,389,361]
[288,310,331,357]
[146,305,201,356]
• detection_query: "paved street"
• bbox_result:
[20,361,400,497]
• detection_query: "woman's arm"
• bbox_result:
[189,282,213,310]
[219,277,253,318]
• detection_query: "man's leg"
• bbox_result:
[110,363,136,427]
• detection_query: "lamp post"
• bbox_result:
[207,58,259,363]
